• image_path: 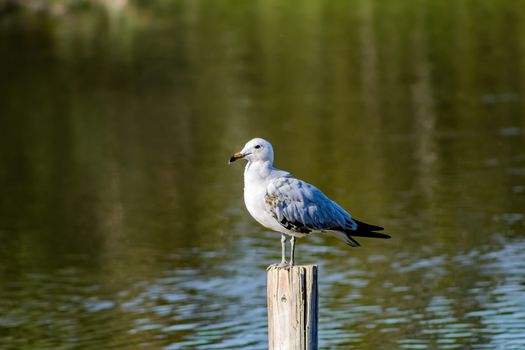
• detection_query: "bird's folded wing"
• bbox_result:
[264,177,357,233]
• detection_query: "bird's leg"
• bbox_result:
[290,236,296,267]
[268,234,290,269]
[266,234,292,270]
[279,233,288,267]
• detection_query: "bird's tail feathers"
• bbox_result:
[346,219,391,239]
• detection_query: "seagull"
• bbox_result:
[229,138,390,267]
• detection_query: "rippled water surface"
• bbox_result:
[1,1,525,349]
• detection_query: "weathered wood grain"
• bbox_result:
[267,265,318,350]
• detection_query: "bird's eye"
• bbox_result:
[255,145,261,149]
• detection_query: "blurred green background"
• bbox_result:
[1,0,524,349]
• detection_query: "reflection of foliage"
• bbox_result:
[1,0,524,256]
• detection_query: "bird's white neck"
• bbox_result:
[243,160,291,190]
[244,160,273,183]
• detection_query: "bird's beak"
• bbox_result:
[229,151,244,164]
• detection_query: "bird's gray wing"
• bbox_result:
[265,177,359,243]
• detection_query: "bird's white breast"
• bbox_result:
[243,162,288,233]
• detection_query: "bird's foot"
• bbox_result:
[267,261,291,270]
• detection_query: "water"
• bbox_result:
[1,0,524,349]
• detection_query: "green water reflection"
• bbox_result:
[1,0,524,349]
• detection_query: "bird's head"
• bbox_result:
[229,138,274,164]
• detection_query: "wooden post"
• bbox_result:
[267,265,318,350]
